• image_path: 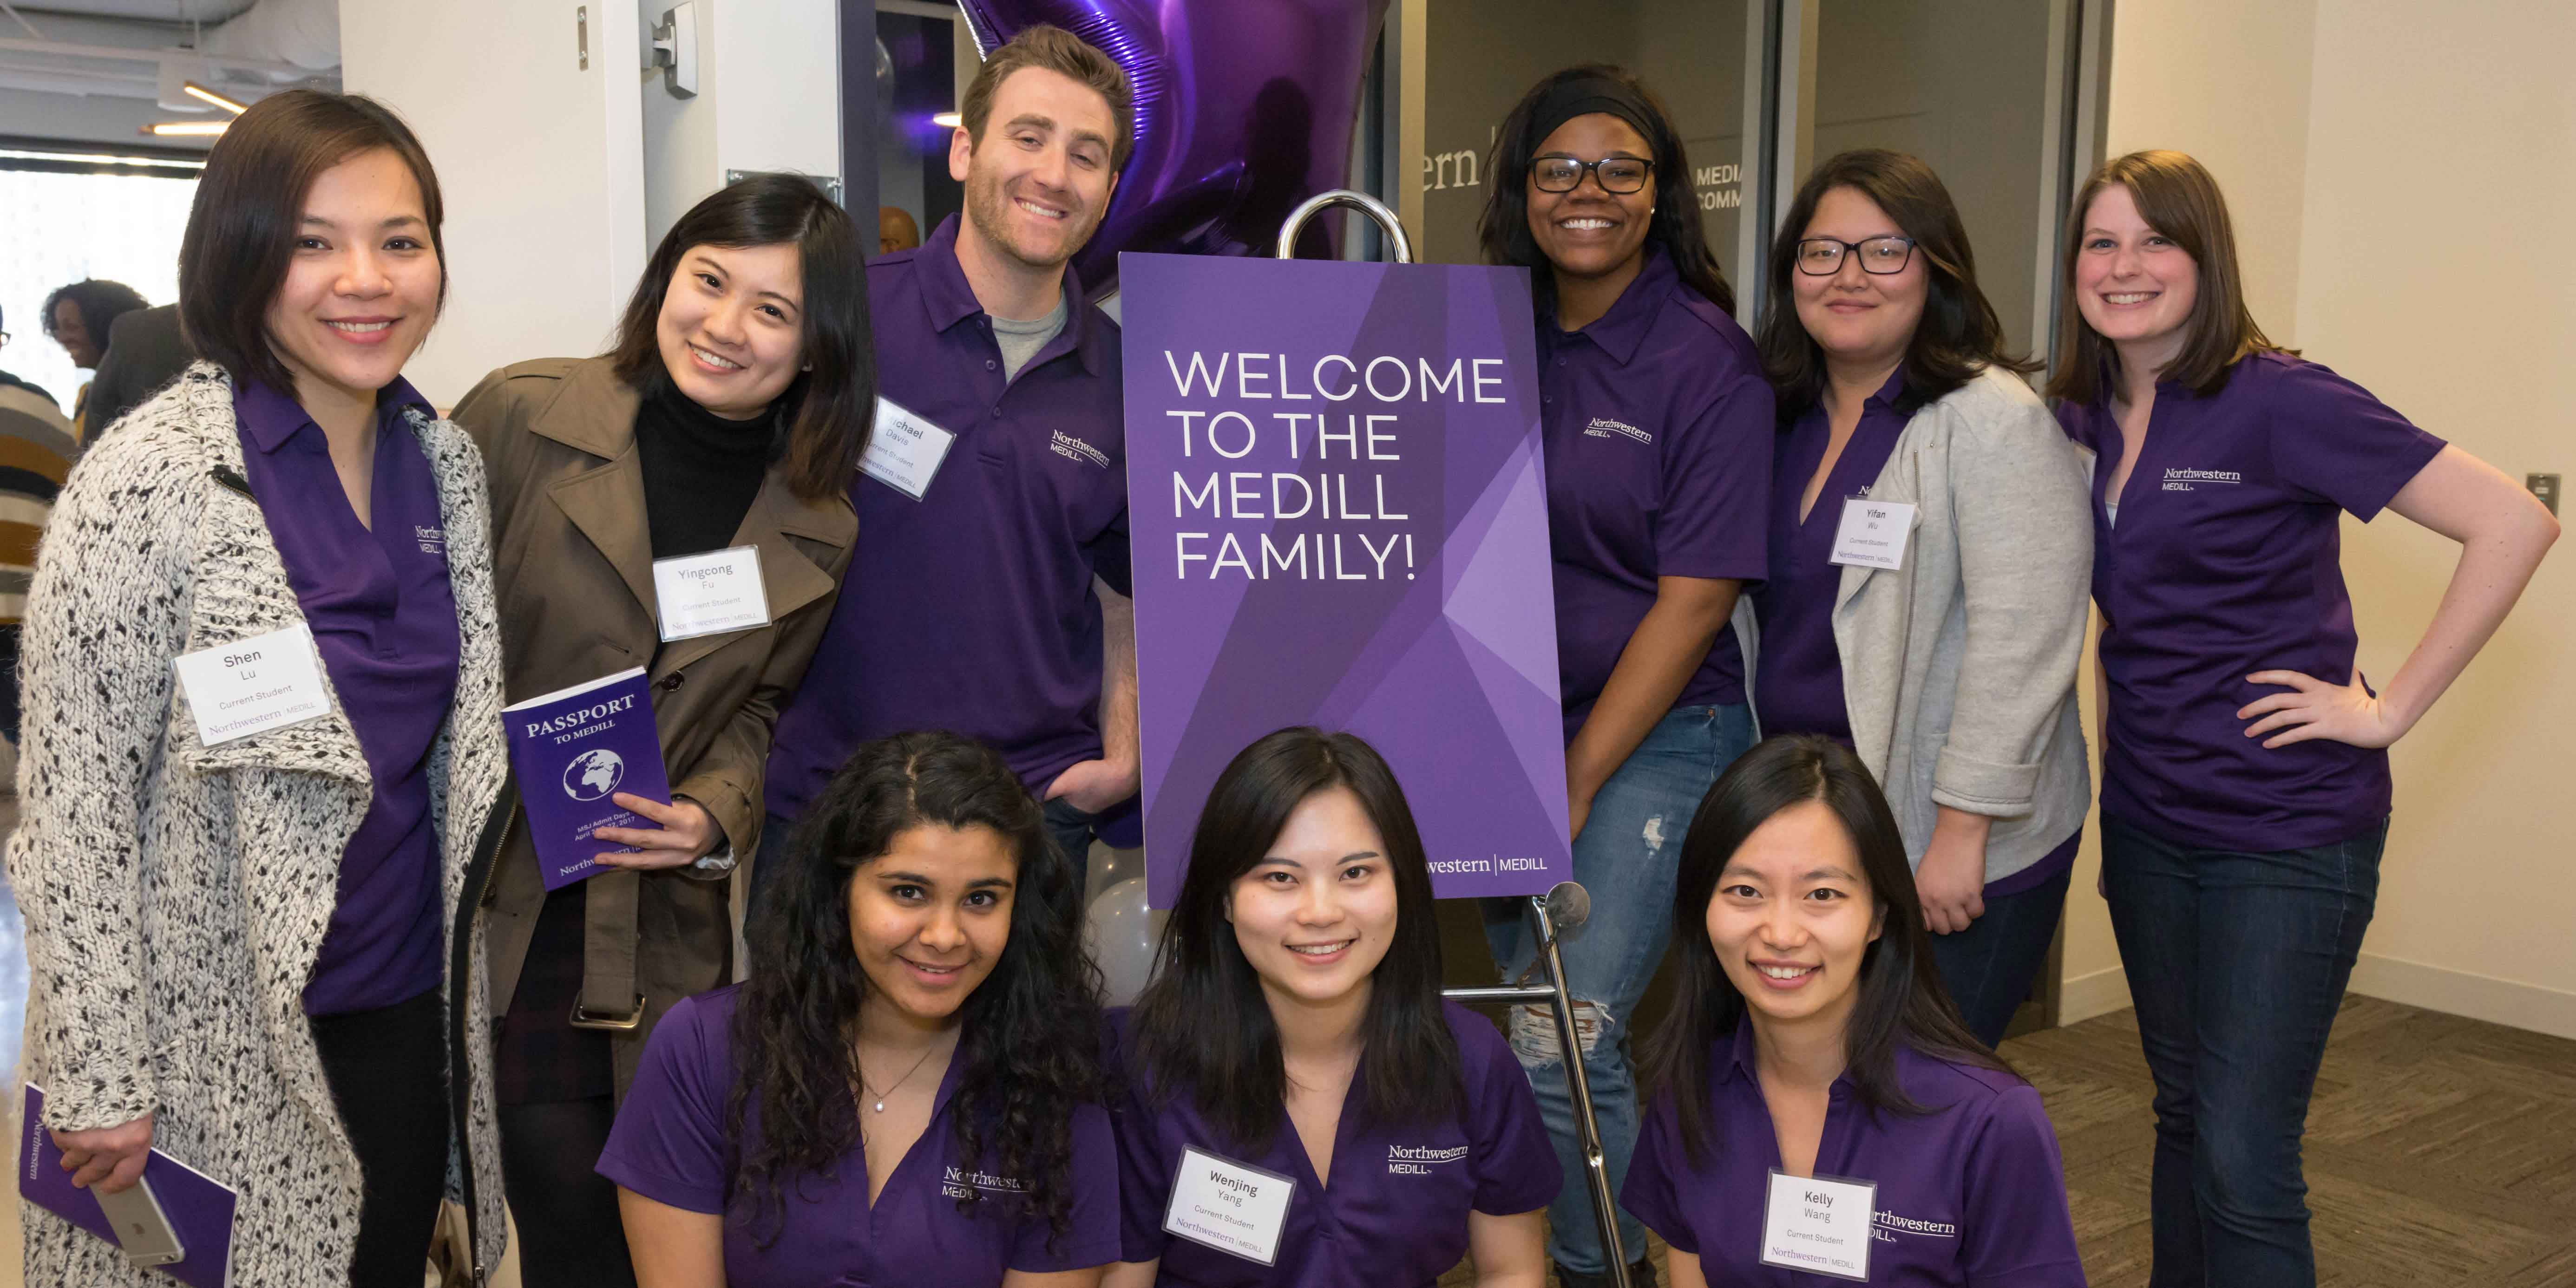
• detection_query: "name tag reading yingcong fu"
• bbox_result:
[1163,1146,1296,1266]
[172,623,332,746]
[1829,497,1917,570]
[1760,1169,1877,1281]
[652,546,771,642]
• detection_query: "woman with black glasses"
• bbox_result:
[1475,63,1773,1288]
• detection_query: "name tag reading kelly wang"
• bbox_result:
[1163,1146,1296,1266]
[652,546,771,642]
[1830,497,1918,570]
[1761,1169,1877,1282]
[173,624,332,746]
[859,395,957,501]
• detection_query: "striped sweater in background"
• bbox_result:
[0,371,73,625]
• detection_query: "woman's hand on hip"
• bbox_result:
[54,1111,153,1193]
[2237,669,2407,749]
[592,795,723,869]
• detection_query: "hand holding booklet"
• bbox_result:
[503,667,675,889]
[20,1085,238,1286]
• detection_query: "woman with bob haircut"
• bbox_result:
[452,171,868,1287]
[1742,148,2092,1049]
[597,730,1120,1287]
[1107,727,1558,1288]
[1626,735,2084,1288]
[1476,64,1772,1288]
[2047,150,2557,1287]
[5,89,510,1286]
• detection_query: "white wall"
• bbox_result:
[2062,0,2576,1037]
[638,0,842,248]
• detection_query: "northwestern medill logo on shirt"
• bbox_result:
[1873,1208,1960,1243]
[941,1165,1031,1200]
[1050,429,1112,469]
[1386,1144,1470,1176]
[1582,416,1653,445]
[2161,466,2242,491]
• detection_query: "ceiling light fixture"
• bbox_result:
[143,121,230,137]
[932,111,962,128]
[182,81,249,115]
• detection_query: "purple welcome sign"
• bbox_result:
[1121,252,1571,904]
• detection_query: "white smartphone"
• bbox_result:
[93,1176,187,1267]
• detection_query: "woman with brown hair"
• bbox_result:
[2050,149,2556,1287]
[452,171,870,1288]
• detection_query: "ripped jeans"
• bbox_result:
[1484,702,1755,1274]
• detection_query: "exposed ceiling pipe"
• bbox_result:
[197,0,335,75]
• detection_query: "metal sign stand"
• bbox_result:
[1272,193,1633,1288]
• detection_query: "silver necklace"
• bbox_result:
[852,1040,942,1114]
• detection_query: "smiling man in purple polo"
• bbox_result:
[761,26,1139,880]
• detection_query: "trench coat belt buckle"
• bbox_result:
[570,994,648,1031]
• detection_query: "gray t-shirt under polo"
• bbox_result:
[990,292,1070,381]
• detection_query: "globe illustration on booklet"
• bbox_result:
[563,748,627,802]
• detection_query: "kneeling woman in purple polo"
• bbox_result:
[1105,729,1560,1288]
[1624,735,2084,1287]
[597,731,1121,1287]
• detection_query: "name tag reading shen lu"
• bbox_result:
[652,546,770,642]
[173,624,332,746]
[1163,1146,1296,1266]
[1761,1169,1877,1281]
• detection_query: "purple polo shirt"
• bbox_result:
[1542,247,1774,739]
[2057,352,2445,851]
[1751,370,1910,746]
[233,377,459,1016]
[598,986,1122,1287]
[1623,1023,2084,1287]
[1107,1002,1559,1287]
[766,215,1129,819]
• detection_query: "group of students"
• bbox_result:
[0,19,2555,1288]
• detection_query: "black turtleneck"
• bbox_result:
[634,378,775,561]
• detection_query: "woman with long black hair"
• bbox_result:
[1476,64,1775,1288]
[1625,735,2084,1287]
[597,730,1119,1286]
[1107,728,1557,1288]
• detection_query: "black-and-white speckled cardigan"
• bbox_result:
[6,362,511,1285]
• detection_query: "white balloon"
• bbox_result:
[1083,876,1167,1007]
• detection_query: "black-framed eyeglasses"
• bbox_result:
[1533,155,1654,194]
[1796,236,1917,275]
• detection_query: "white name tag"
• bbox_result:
[859,395,956,501]
[172,624,332,746]
[1830,497,1916,570]
[652,546,771,642]
[1761,1169,1876,1281]
[1162,1146,1296,1266]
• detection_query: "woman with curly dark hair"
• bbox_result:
[596,730,1118,1287]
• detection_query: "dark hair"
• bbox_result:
[1639,735,2010,1165]
[177,89,446,393]
[1758,149,2035,419]
[41,280,148,351]
[2044,149,2287,403]
[1478,64,1734,317]
[608,172,872,501]
[728,731,1103,1245]
[960,23,1136,171]
[1127,727,1462,1151]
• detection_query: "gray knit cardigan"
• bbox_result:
[5,362,510,1284]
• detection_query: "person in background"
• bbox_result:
[2050,149,2558,1288]
[1627,734,2086,1288]
[1743,148,2091,1048]
[0,308,76,757]
[40,278,148,434]
[80,302,196,440]
[6,90,510,1286]
[1107,727,1556,1288]
[762,24,1139,898]
[452,172,868,1288]
[1474,63,1774,1288]
[880,204,924,255]
[601,731,1118,1288]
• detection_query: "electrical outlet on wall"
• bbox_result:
[2528,473,2560,517]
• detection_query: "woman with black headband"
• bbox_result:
[1475,65,1774,1288]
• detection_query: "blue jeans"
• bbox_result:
[1483,702,1755,1274]
[2101,810,2385,1288]
[1927,861,2073,1049]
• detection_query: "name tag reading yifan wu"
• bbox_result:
[1830,497,1917,570]
[1761,1169,1876,1281]
[1163,1146,1295,1265]
[652,546,770,642]
[859,395,957,501]
[173,624,331,746]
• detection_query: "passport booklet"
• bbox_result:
[503,667,674,890]
[20,1084,238,1286]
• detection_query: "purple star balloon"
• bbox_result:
[956,0,1394,300]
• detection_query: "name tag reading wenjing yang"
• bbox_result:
[1163,1146,1296,1266]
[859,394,957,501]
[652,546,771,642]
[1760,1169,1877,1282]
[1829,497,1918,570]
[172,623,332,746]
